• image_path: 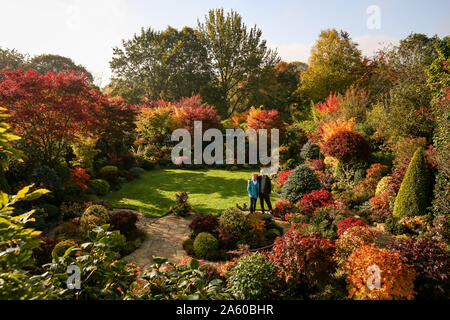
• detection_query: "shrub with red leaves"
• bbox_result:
[354,163,389,196]
[188,214,219,235]
[311,159,325,171]
[336,217,367,236]
[0,69,103,166]
[276,169,292,187]
[388,161,410,197]
[368,192,392,223]
[317,171,336,190]
[387,237,450,299]
[218,225,237,249]
[173,95,222,133]
[270,230,336,293]
[322,130,371,163]
[273,199,295,220]
[296,188,334,216]
[68,167,90,189]
[110,211,138,236]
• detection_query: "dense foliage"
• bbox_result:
[281,164,321,203]
[344,244,417,300]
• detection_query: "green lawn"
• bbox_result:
[106,169,279,217]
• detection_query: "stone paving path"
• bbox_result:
[118,210,194,270]
[118,209,290,271]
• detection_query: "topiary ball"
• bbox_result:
[52,239,78,258]
[80,204,109,231]
[87,179,110,196]
[193,232,219,259]
[219,207,247,236]
[99,165,119,183]
[229,252,276,299]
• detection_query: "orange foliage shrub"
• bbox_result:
[335,226,375,266]
[344,244,417,300]
[246,107,285,135]
[316,118,355,147]
[228,111,249,129]
[354,163,389,196]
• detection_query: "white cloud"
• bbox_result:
[272,34,399,64]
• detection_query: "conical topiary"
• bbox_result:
[393,147,429,218]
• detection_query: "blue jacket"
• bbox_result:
[247,179,260,199]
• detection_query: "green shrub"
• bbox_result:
[333,160,344,178]
[193,232,218,259]
[281,164,321,203]
[284,158,303,170]
[119,169,135,181]
[129,167,144,178]
[29,165,61,190]
[385,216,408,235]
[51,239,78,258]
[85,194,99,202]
[375,176,391,195]
[182,238,195,256]
[370,151,394,168]
[228,252,276,299]
[300,140,320,160]
[99,165,119,182]
[40,203,60,221]
[393,147,429,218]
[87,179,110,196]
[80,205,109,231]
[219,207,247,236]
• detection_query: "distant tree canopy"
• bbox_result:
[0,47,28,71]
[110,26,211,105]
[197,8,279,117]
[110,9,280,118]
[367,33,439,144]
[300,29,363,102]
[0,48,93,82]
[29,54,94,82]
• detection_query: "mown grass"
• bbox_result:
[106,168,279,217]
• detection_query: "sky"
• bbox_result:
[0,0,449,86]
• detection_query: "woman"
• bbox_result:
[247,173,260,214]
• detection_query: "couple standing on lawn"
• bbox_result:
[247,169,272,214]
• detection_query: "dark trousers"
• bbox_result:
[249,198,257,213]
[259,193,272,213]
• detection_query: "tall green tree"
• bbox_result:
[0,47,27,71]
[367,34,439,145]
[426,37,450,216]
[110,26,211,104]
[197,8,279,117]
[300,29,363,102]
[29,54,93,82]
[240,61,305,118]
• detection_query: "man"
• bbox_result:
[258,168,272,214]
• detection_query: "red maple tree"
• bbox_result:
[0,69,104,166]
